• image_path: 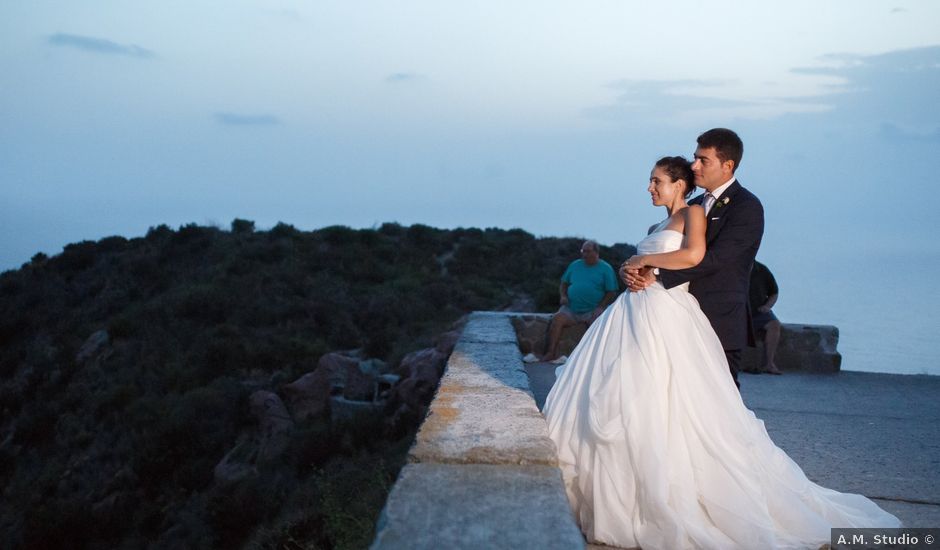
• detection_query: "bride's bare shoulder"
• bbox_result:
[685,204,706,220]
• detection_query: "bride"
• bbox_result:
[543,156,900,549]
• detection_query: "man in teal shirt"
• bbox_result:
[541,240,618,362]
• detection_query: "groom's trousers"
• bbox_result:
[724,349,741,390]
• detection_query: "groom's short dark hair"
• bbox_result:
[697,128,743,172]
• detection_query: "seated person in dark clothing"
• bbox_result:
[749,260,782,374]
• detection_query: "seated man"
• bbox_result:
[749,260,782,374]
[540,240,618,363]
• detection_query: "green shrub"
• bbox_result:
[54,240,97,272]
[270,221,300,239]
[0,219,636,547]
[231,218,256,234]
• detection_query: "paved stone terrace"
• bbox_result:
[526,364,940,528]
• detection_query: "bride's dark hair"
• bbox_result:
[655,156,695,198]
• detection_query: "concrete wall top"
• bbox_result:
[371,312,584,549]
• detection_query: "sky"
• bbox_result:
[2,1,939,374]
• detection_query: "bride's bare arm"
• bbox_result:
[626,206,706,270]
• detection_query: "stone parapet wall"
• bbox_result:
[371,312,584,549]
[742,323,841,372]
[513,313,841,373]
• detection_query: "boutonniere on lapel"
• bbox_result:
[713,196,730,210]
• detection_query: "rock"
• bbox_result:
[399,348,447,380]
[501,293,536,313]
[212,393,306,481]
[384,348,448,435]
[330,395,384,425]
[282,368,332,421]
[359,358,389,376]
[509,313,586,357]
[343,361,377,401]
[282,350,387,420]
[249,390,294,462]
[435,330,462,356]
[313,350,385,401]
[377,374,400,398]
[317,350,362,388]
[214,441,258,485]
[383,376,434,437]
[76,329,110,363]
[388,376,436,414]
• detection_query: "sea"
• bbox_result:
[770,250,939,377]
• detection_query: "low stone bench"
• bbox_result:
[742,323,841,373]
[512,313,841,373]
[371,312,584,549]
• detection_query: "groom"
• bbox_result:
[623,128,764,387]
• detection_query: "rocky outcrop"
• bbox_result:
[343,360,379,401]
[382,329,459,435]
[510,314,586,357]
[435,328,461,356]
[76,329,110,363]
[218,336,458,487]
[214,440,258,485]
[281,368,332,422]
[213,391,295,484]
[383,355,440,436]
[249,391,294,463]
[281,351,387,421]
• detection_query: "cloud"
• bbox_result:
[790,45,940,124]
[589,46,940,130]
[603,79,746,108]
[890,7,907,14]
[47,33,154,58]
[582,79,804,125]
[792,52,865,74]
[385,72,425,83]
[214,113,280,126]
[793,46,940,78]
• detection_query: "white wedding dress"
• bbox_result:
[543,223,900,550]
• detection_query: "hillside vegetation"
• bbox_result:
[0,220,634,549]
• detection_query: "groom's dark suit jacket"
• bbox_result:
[659,180,764,351]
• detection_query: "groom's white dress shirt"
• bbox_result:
[703,177,736,214]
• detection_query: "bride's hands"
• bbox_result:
[619,260,656,293]
[627,267,656,292]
